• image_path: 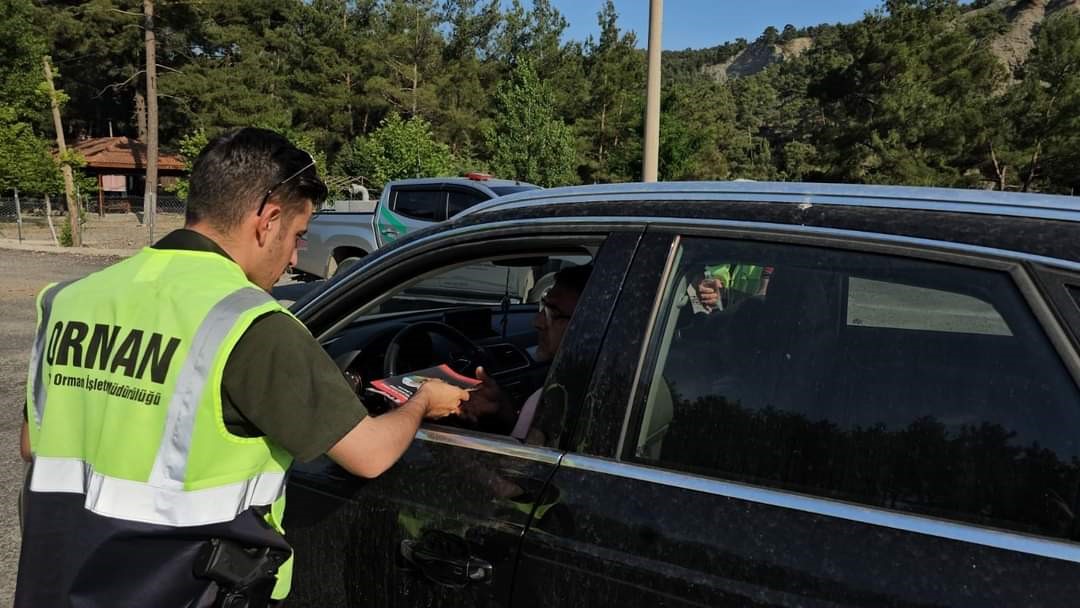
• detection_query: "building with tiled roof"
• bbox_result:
[69,137,186,214]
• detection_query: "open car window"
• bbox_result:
[359,255,592,318]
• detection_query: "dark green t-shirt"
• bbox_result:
[153,229,367,462]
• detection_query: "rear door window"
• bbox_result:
[447,190,489,217]
[392,188,447,221]
[630,236,1080,540]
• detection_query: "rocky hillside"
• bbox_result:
[696,0,1080,82]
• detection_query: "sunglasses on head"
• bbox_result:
[257,153,316,216]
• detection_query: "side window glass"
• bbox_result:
[447,190,488,217]
[632,237,1080,540]
[392,189,446,222]
[848,277,1011,335]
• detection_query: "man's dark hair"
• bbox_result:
[554,263,593,296]
[185,127,328,229]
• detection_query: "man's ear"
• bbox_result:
[254,203,282,247]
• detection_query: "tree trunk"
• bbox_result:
[1022,140,1042,193]
[345,73,354,137]
[411,63,418,117]
[598,105,607,167]
[988,141,1007,191]
[134,89,148,142]
[144,0,159,243]
[43,56,81,247]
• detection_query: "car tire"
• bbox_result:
[333,256,363,277]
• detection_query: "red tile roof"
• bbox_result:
[69,137,186,172]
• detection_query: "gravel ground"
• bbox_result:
[0,246,318,604]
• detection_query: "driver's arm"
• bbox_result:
[328,380,467,478]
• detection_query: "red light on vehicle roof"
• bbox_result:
[465,172,491,181]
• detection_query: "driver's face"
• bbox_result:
[534,284,579,362]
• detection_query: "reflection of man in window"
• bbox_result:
[696,264,773,311]
[459,264,593,440]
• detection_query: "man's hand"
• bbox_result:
[329,379,469,478]
[414,378,470,419]
[458,367,520,434]
[697,277,723,311]
[459,367,506,423]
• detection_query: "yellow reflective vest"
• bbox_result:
[22,246,297,601]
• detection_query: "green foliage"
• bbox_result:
[0,117,60,194]
[337,113,454,189]
[165,129,209,200]
[577,0,645,183]
[15,0,1080,197]
[485,61,576,187]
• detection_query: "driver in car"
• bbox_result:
[458,264,593,442]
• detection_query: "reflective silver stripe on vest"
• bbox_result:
[30,456,286,527]
[150,287,276,488]
[29,281,75,426]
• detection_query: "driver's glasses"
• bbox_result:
[538,295,571,323]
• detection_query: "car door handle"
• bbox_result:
[400,533,493,587]
[380,227,400,237]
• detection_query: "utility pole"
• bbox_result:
[642,0,663,182]
[43,56,81,246]
[144,0,159,243]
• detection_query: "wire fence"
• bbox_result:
[0,194,185,219]
[0,192,187,247]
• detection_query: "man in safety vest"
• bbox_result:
[15,127,469,607]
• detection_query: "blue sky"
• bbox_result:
[529,1,886,50]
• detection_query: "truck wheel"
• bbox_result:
[333,256,363,277]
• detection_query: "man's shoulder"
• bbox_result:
[239,310,311,346]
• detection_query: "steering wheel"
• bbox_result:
[383,321,490,378]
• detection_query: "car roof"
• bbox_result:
[457,181,1080,223]
[384,176,540,190]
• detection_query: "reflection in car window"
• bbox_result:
[447,190,489,217]
[848,277,1011,335]
[632,237,1080,540]
[365,255,592,317]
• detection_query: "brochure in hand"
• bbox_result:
[367,364,481,405]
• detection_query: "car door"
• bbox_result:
[512,226,1080,607]
[284,227,644,607]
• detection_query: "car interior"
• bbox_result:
[317,249,595,420]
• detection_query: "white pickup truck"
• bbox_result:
[293,174,540,279]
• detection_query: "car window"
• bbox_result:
[392,188,447,222]
[848,277,1011,335]
[364,255,592,316]
[631,236,1080,540]
[447,190,489,217]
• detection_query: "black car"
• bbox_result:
[283,182,1080,607]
